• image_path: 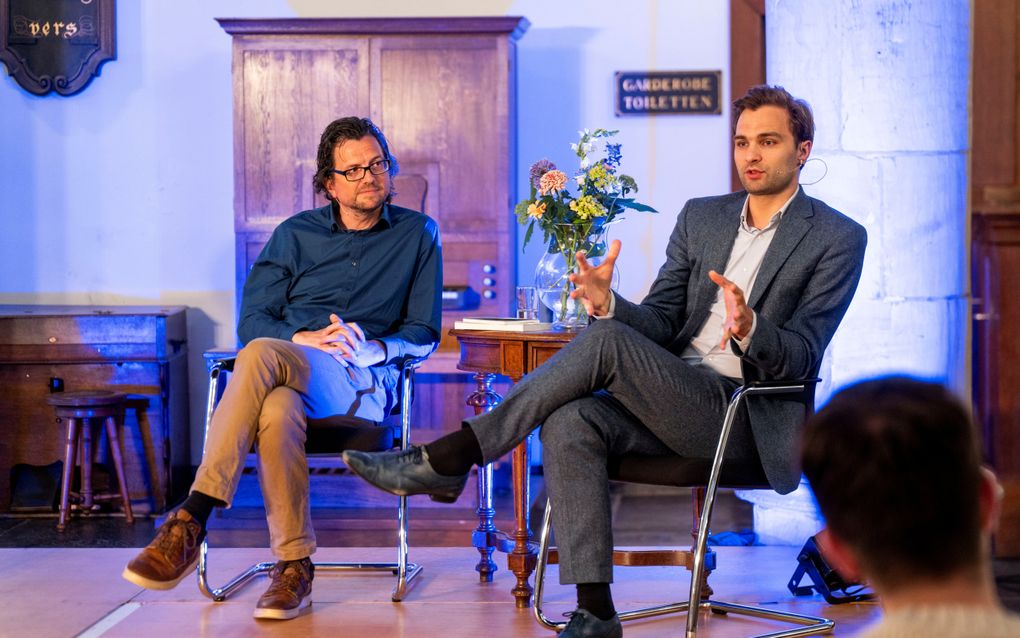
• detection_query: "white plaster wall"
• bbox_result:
[767,0,971,397]
[509,1,732,297]
[0,1,732,462]
[745,0,972,545]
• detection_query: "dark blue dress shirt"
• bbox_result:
[237,202,442,365]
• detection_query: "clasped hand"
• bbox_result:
[291,313,385,367]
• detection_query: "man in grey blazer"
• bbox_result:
[345,85,867,638]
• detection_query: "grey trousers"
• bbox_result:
[192,337,394,561]
[466,320,753,584]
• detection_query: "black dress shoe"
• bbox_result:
[342,446,469,503]
[559,608,622,638]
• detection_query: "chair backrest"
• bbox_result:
[392,173,429,213]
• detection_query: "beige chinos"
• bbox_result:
[191,337,394,561]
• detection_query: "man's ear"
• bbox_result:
[798,140,812,167]
[324,175,338,201]
[815,528,863,583]
[979,466,1004,535]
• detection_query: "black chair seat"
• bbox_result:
[608,454,769,489]
[305,416,394,455]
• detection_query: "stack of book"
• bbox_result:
[452,317,553,332]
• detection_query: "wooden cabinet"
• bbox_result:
[972,209,1020,556]
[971,1,1020,557]
[0,305,191,514]
[218,17,528,439]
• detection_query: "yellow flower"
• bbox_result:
[527,201,547,219]
[569,195,607,220]
[539,170,568,195]
[586,162,614,190]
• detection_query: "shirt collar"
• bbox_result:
[327,201,393,233]
[739,186,800,233]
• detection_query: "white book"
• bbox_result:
[454,318,553,332]
[461,316,538,326]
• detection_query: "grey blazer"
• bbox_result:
[613,188,868,493]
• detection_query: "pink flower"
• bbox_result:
[539,170,568,195]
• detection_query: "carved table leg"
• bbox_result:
[467,372,502,582]
[507,434,537,608]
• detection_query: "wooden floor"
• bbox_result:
[3,544,881,637]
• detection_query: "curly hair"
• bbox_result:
[312,117,400,199]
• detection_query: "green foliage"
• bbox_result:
[517,129,657,255]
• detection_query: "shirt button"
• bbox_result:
[352,261,358,266]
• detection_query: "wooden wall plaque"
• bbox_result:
[0,0,115,96]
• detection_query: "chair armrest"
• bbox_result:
[744,378,820,391]
[396,354,429,372]
[204,349,238,374]
[738,378,819,402]
[207,349,426,378]
[727,378,820,426]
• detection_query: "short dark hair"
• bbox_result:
[312,117,399,198]
[801,376,983,589]
[732,84,815,145]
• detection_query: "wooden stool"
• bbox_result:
[46,391,135,531]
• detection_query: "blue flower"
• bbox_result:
[605,143,622,168]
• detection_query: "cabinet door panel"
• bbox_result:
[373,35,513,321]
[237,39,370,229]
[373,36,508,235]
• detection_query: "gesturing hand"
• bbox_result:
[569,239,621,317]
[708,270,753,348]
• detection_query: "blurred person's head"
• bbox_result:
[801,376,1001,593]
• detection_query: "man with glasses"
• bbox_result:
[122,117,442,621]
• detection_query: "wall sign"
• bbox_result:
[0,0,115,96]
[615,71,722,116]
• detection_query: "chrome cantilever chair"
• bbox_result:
[534,379,835,637]
[195,350,426,603]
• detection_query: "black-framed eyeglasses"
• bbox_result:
[332,159,391,182]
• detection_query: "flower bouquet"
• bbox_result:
[515,128,657,329]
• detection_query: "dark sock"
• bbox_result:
[180,490,225,529]
[284,556,314,580]
[576,582,616,621]
[424,425,482,476]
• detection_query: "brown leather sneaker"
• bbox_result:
[121,509,205,590]
[253,557,314,620]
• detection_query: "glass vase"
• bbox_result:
[534,224,616,331]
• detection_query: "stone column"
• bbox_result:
[738,0,972,544]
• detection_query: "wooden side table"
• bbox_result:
[451,328,576,608]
